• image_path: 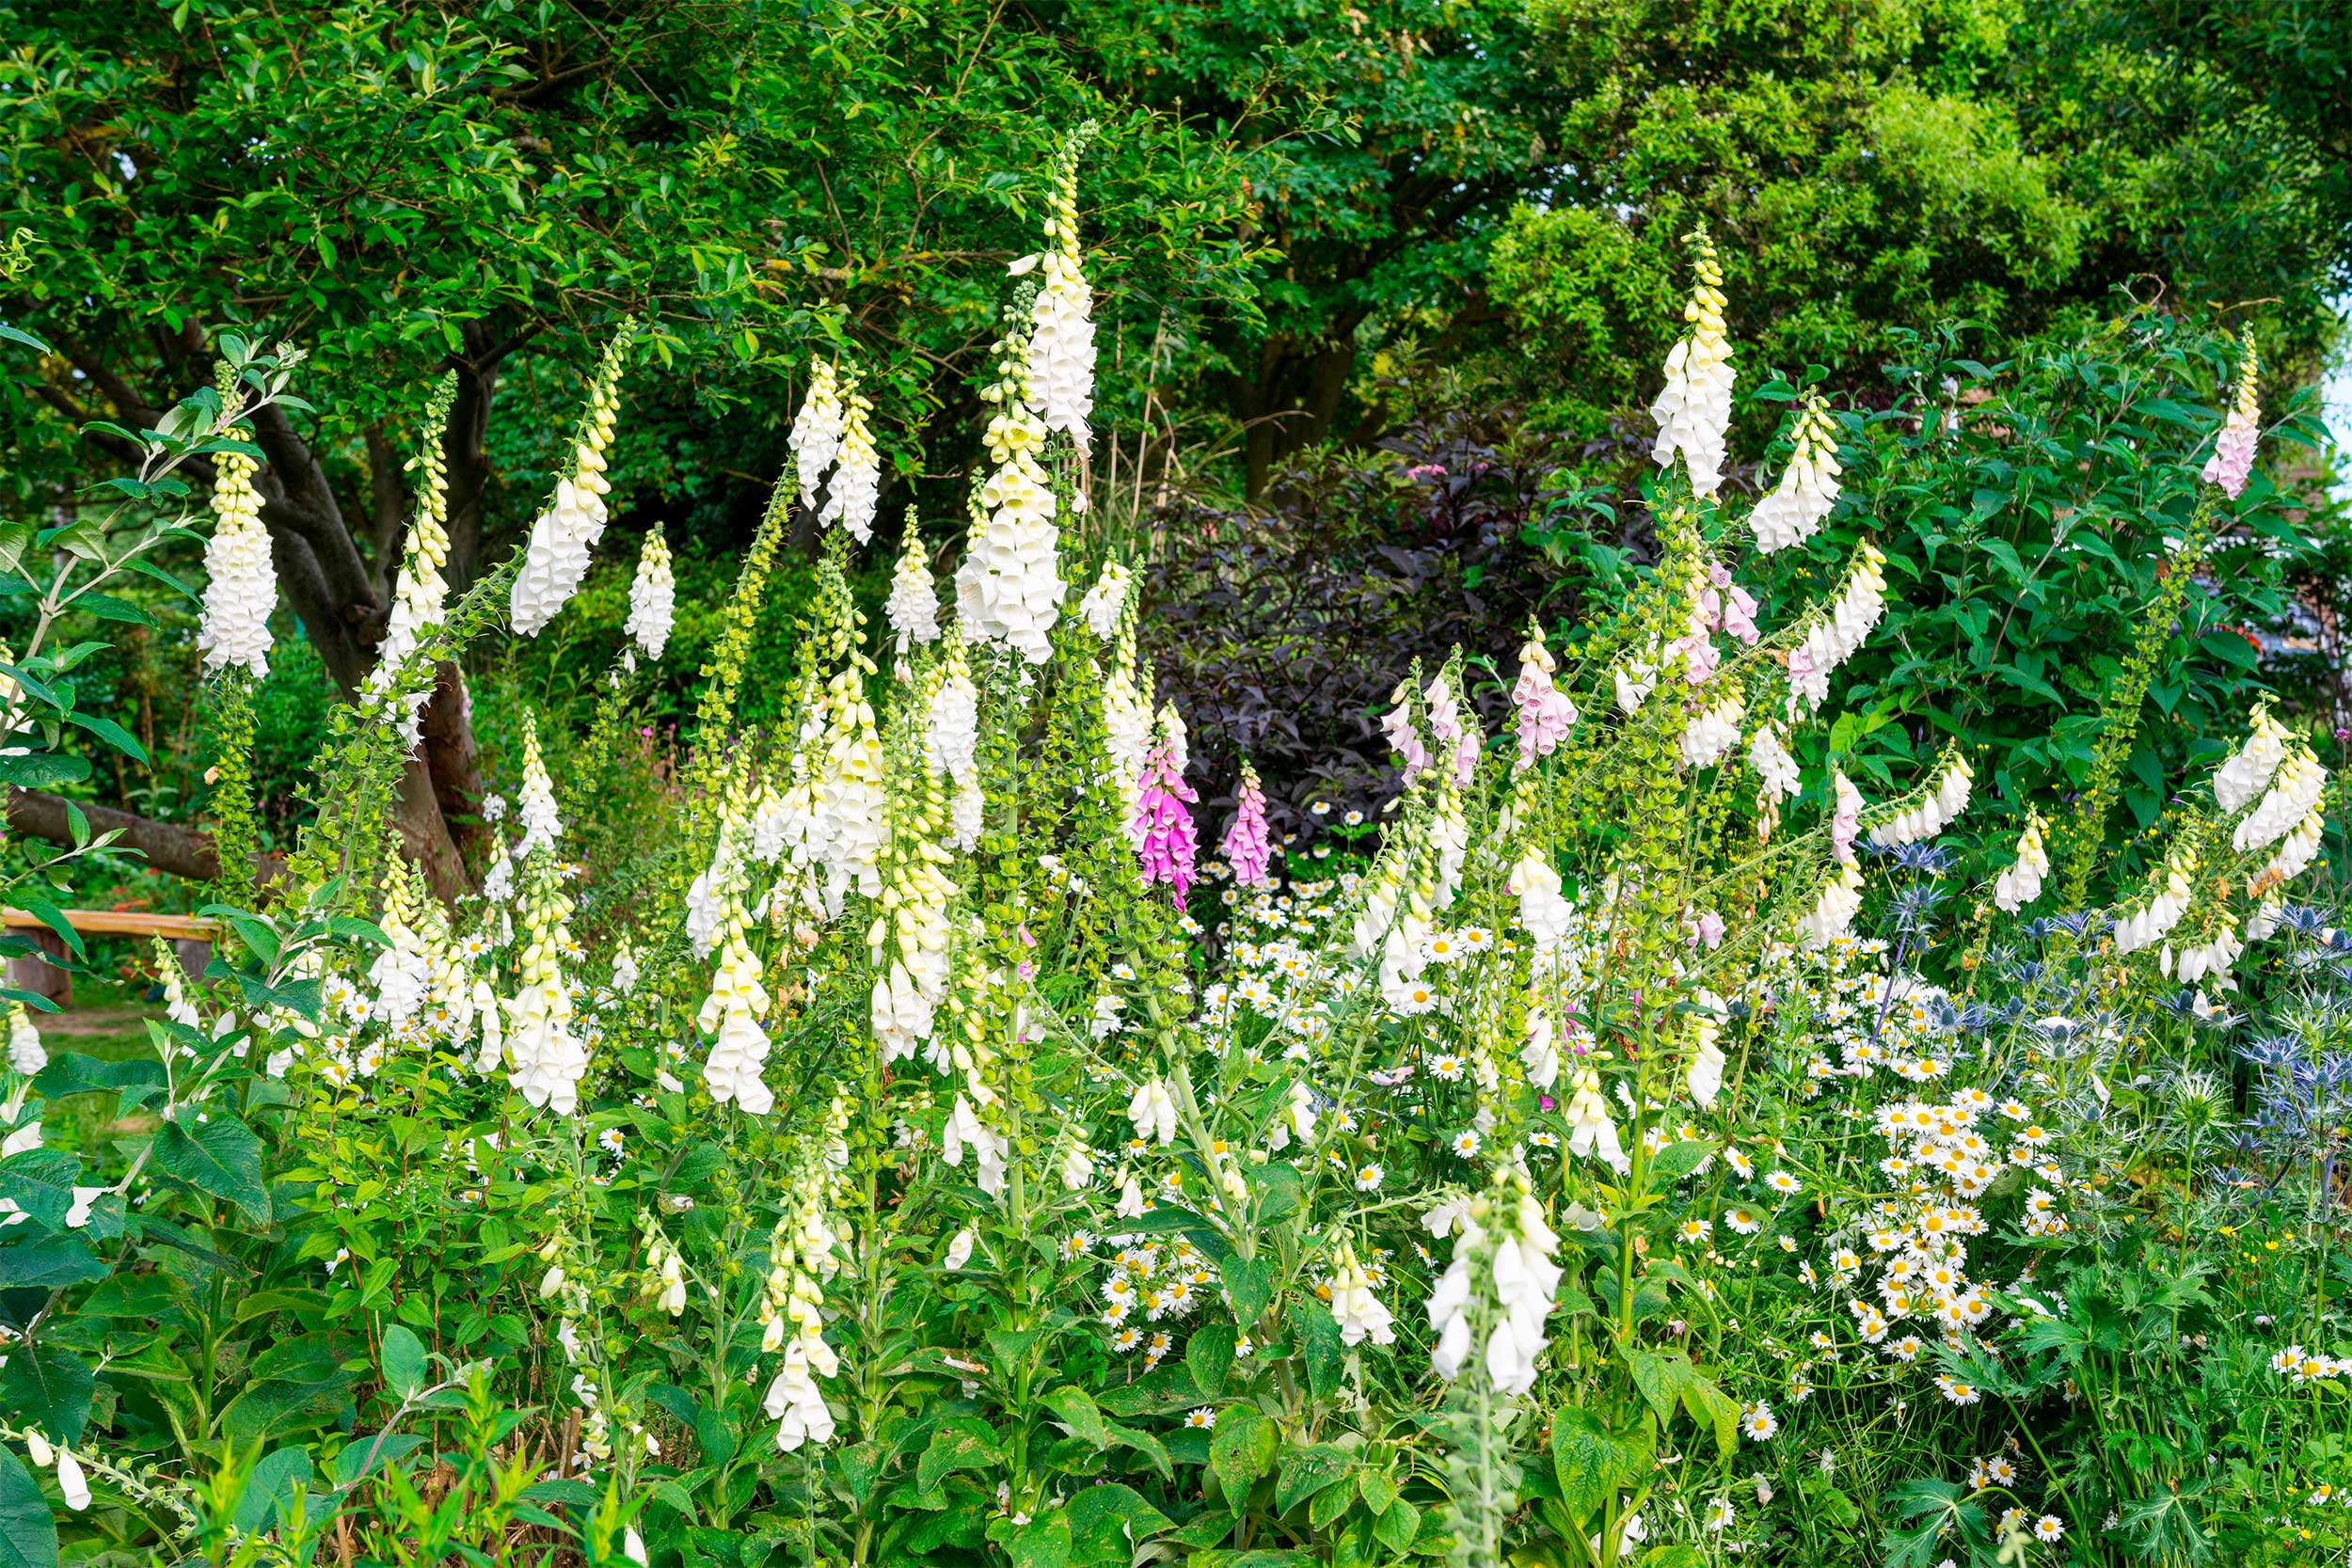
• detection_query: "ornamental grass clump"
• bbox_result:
[1,146,2344,1568]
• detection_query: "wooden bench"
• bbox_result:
[2,909,221,1006]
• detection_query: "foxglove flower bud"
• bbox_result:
[1221,761,1274,888]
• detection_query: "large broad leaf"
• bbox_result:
[379,1325,426,1401]
[0,753,87,790]
[219,1334,362,1443]
[1185,1322,1236,1398]
[1065,1483,1170,1567]
[1273,1443,1351,1515]
[0,1344,92,1445]
[0,1238,105,1291]
[1551,1407,1645,1521]
[33,1053,164,1104]
[231,1448,316,1535]
[0,1447,56,1568]
[151,1115,270,1224]
[0,1150,86,1230]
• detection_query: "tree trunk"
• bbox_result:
[421,661,490,864]
[1228,331,1360,499]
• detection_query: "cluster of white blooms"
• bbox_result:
[1686,989,1729,1108]
[1102,616,1154,806]
[885,517,942,665]
[1787,543,1889,716]
[2232,745,2327,854]
[1428,1182,1562,1397]
[696,768,775,1114]
[624,532,675,661]
[870,719,959,1063]
[1613,648,1660,717]
[368,377,456,743]
[760,1195,843,1450]
[2114,843,2197,955]
[6,1002,43,1077]
[790,360,846,509]
[1680,694,1745,769]
[1025,132,1098,444]
[799,650,889,915]
[1563,1052,1628,1173]
[2259,804,2326,888]
[1994,812,2050,912]
[512,327,632,636]
[955,313,1064,662]
[1748,395,1842,553]
[1078,560,1131,641]
[1747,721,1803,835]
[1867,751,1974,848]
[502,718,588,1112]
[369,861,434,1028]
[927,633,984,850]
[2169,916,2242,985]
[1509,850,1572,956]
[1327,1241,1396,1346]
[2213,701,2290,813]
[1649,231,1735,498]
[944,1092,1010,1196]
[818,381,880,543]
[199,438,276,677]
[1798,863,1865,948]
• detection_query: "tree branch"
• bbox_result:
[6,788,281,886]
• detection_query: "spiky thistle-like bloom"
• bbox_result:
[199,436,275,677]
[819,379,880,544]
[1867,750,1974,849]
[2201,338,2261,499]
[503,716,588,1113]
[1131,708,1200,908]
[1649,230,1736,498]
[1221,760,1274,888]
[1994,811,2049,912]
[885,514,942,666]
[369,375,458,741]
[1749,395,1842,553]
[1511,623,1578,773]
[512,325,634,636]
[1026,127,1099,443]
[2214,700,2290,815]
[624,532,675,661]
[956,293,1064,663]
[1787,542,1888,717]
[790,359,845,509]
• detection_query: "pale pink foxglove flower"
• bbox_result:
[1511,626,1578,772]
[1830,769,1863,864]
[2201,339,2261,499]
[1383,684,1431,781]
[1221,761,1275,888]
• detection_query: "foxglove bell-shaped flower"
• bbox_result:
[5,1003,42,1078]
[1511,624,1578,772]
[1328,1242,1396,1346]
[2214,701,2290,814]
[2233,747,2328,854]
[369,375,457,742]
[790,359,845,509]
[1749,395,1841,552]
[502,717,589,1113]
[1787,543,1888,716]
[819,381,880,543]
[1650,230,1736,497]
[2114,844,2197,954]
[1994,811,2050,912]
[199,440,276,677]
[1221,760,1275,888]
[1027,130,1099,443]
[1078,560,1130,640]
[1680,695,1745,769]
[1867,750,1974,848]
[2201,339,2261,499]
[1797,863,1864,948]
[1130,719,1200,909]
[512,327,633,636]
[886,515,942,664]
[625,532,675,660]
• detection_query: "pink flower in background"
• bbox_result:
[1512,629,1579,772]
[1383,689,1430,783]
[2202,339,2262,499]
[1722,582,1760,645]
[1132,740,1200,908]
[1222,763,1275,888]
[1405,463,1449,482]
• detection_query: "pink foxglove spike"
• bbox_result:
[1131,738,1200,909]
[1221,763,1274,889]
[2201,339,2260,499]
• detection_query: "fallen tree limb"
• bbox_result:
[6,788,285,887]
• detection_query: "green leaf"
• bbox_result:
[70,593,151,626]
[0,1237,106,1291]
[0,1446,57,1568]
[152,1114,271,1223]
[915,1418,1002,1493]
[65,712,148,766]
[233,1448,317,1535]
[1208,1405,1272,1504]
[1040,1385,1109,1450]
[0,752,89,790]
[32,1053,163,1102]
[1293,1300,1343,1400]
[1065,1483,1169,1566]
[0,1344,93,1445]
[379,1325,426,1400]
[1647,1140,1712,1181]
[1678,1368,1740,1460]
[1374,1497,1421,1553]
[1552,1406,1641,1520]
[1273,1443,1351,1515]
[329,1433,423,1488]
[1219,1254,1273,1324]
[1186,1321,1237,1397]
[1004,1513,1071,1568]
[1619,1343,1681,1427]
